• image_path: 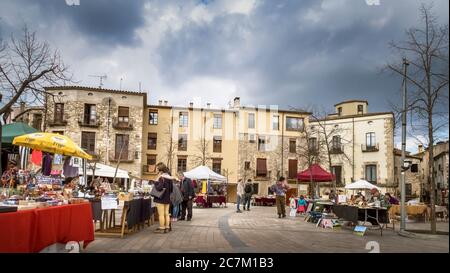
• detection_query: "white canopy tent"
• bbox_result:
[183,165,226,181]
[345,179,380,190]
[78,163,130,179]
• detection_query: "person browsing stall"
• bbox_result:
[178,171,195,221]
[153,163,175,233]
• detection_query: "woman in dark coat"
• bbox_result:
[153,163,174,233]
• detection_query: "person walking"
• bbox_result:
[178,171,195,221]
[270,176,289,218]
[236,179,244,213]
[170,179,183,222]
[153,163,174,234]
[243,179,254,211]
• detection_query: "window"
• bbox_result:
[213,114,222,129]
[244,161,251,170]
[289,139,296,153]
[258,136,266,152]
[309,137,317,152]
[84,104,97,125]
[365,165,377,183]
[256,158,267,176]
[357,105,364,114]
[212,159,222,174]
[178,134,188,151]
[332,135,341,150]
[81,132,96,154]
[248,113,255,129]
[52,131,64,135]
[405,183,412,196]
[118,106,129,124]
[288,159,298,179]
[249,134,256,143]
[337,107,342,116]
[115,134,129,160]
[366,132,376,147]
[179,112,188,127]
[149,110,158,125]
[32,114,42,130]
[213,136,222,153]
[147,133,157,150]
[411,164,418,173]
[252,183,259,195]
[177,158,187,173]
[332,166,342,185]
[146,155,157,172]
[286,117,304,131]
[272,115,279,130]
[54,103,64,122]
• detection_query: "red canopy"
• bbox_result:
[297,164,335,182]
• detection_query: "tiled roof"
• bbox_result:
[45,86,147,96]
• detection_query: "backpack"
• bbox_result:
[170,183,183,205]
[244,183,253,194]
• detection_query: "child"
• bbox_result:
[297,195,307,215]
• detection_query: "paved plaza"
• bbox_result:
[86,205,449,253]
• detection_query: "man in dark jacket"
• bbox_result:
[178,172,195,221]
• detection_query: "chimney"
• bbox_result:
[164,100,168,106]
[207,103,211,109]
[233,97,240,108]
[158,100,162,106]
[418,144,423,153]
[189,102,193,108]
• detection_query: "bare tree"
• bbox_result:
[191,137,212,167]
[308,106,353,191]
[387,4,448,234]
[160,123,178,172]
[0,26,72,173]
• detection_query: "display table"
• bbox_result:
[206,195,226,207]
[332,205,389,236]
[389,204,427,217]
[254,196,276,206]
[0,203,94,253]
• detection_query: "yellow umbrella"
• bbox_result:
[12,132,93,160]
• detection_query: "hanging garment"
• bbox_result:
[31,150,42,166]
[63,156,79,178]
[42,153,53,176]
[19,147,31,170]
[53,154,63,165]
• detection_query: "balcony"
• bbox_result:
[48,116,68,127]
[112,117,133,130]
[78,114,100,128]
[109,150,136,163]
[308,147,319,155]
[330,145,344,154]
[362,143,379,152]
[142,164,157,174]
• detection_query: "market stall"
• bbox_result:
[183,166,227,208]
[0,203,94,253]
[297,164,335,203]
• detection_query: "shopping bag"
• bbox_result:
[289,208,297,217]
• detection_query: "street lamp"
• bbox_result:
[400,57,409,232]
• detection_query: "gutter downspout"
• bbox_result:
[352,117,355,181]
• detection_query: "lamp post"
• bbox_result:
[400,57,409,232]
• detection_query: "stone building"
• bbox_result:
[415,141,449,205]
[393,148,422,200]
[6,103,45,131]
[44,86,146,179]
[310,100,395,194]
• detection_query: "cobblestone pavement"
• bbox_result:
[85,205,449,253]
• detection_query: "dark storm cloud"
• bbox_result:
[155,0,448,112]
[0,0,146,46]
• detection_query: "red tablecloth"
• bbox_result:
[207,195,226,207]
[0,203,94,253]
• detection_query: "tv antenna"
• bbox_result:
[89,74,107,89]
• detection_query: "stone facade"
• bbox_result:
[44,86,146,178]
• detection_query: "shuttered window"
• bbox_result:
[118,106,129,123]
[115,134,129,160]
[256,158,267,176]
[288,159,298,179]
[54,103,64,122]
[289,139,296,153]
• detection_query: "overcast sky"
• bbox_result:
[0,0,448,150]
